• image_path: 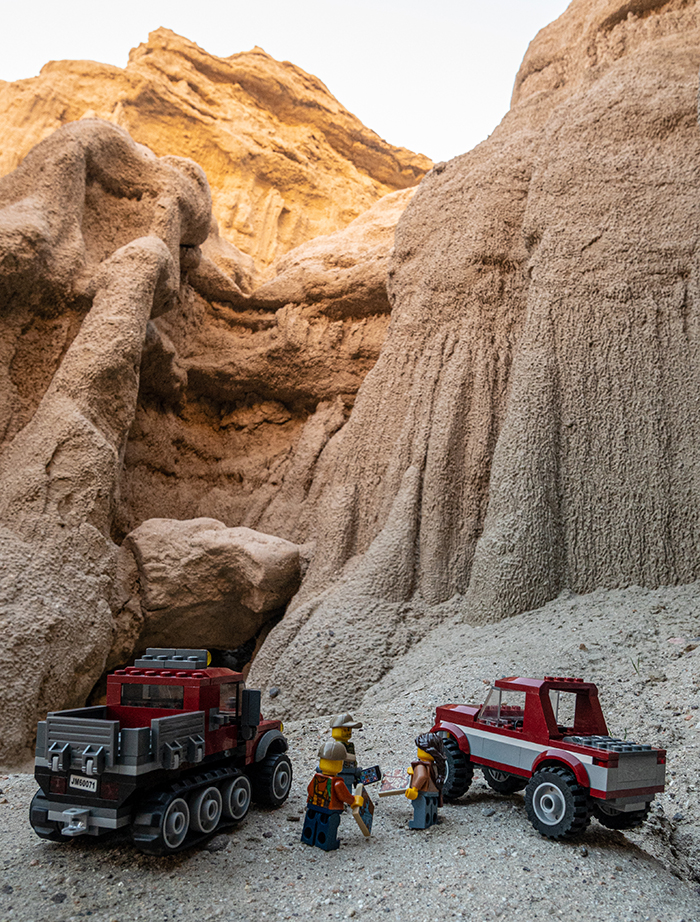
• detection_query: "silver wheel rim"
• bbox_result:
[271,760,291,800]
[224,776,251,820]
[191,786,223,833]
[532,781,567,826]
[163,798,190,849]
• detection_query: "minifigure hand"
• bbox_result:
[353,795,364,808]
[405,787,418,800]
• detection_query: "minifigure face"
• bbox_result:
[331,726,352,742]
[417,747,434,762]
[319,758,343,776]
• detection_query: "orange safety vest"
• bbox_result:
[307,773,353,810]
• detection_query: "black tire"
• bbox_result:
[251,752,292,807]
[525,767,591,839]
[442,737,474,800]
[132,790,191,856]
[483,766,528,795]
[29,791,66,842]
[592,801,651,830]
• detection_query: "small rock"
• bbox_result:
[482,807,496,817]
[262,831,273,838]
[579,847,589,857]
[269,687,280,698]
[673,812,684,822]
[286,815,301,822]
[2,884,13,894]
[50,893,67,903]
[204,835,229,852]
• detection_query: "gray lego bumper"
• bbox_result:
[46,801,131,836]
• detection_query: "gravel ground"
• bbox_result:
[1,582,699,922]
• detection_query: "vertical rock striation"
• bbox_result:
[249,0,700,715]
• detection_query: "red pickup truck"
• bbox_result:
[430,676,665,838]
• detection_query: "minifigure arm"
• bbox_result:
[332,777,355,806]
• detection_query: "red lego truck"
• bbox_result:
[29,648,292,854]
[431,676,666,839]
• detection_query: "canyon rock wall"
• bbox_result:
[3,0,700,758]
[0,121,297,763]
[117,188,411,541]
[249,0,700,714]
[0,28,430,274]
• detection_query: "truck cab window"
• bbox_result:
[120,684,184,709]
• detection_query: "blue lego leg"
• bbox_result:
[301,806,341,851]
[409,792,439,829]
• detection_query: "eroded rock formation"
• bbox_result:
[249,0,700,714]
[116,189,411,540]
[0,121,301,763]
[0,28,431,273]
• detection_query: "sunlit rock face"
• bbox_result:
[0,29,429,545]
[0,28,431,274]
[249,0,700,716]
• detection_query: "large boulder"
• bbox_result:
[249,0,700,715]
[115,518,302,655]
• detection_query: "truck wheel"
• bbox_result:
[442,737,474,800]
[222,773,252,821]
[29,791,66,842]
[525,767,590,839]
[252,752,293,807]
[592,801,651,829]
[190,786,223,834]
[483,767,527,795]
[132,792,191,855]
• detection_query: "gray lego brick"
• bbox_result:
[45,714,119,768]
[134,648,209,670]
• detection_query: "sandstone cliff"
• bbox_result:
[0,28,430,273]
[249,0,700,714]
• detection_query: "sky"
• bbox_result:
[1,1,573,163]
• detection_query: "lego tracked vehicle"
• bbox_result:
[431,676,665,839]
[30,648,292,855]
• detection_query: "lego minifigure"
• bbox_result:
[329,713,363,789]
[301,740,364,851]
[405,732,446,829]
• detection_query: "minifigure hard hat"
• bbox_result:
[318,739,348,761]
[329,713,363,729]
